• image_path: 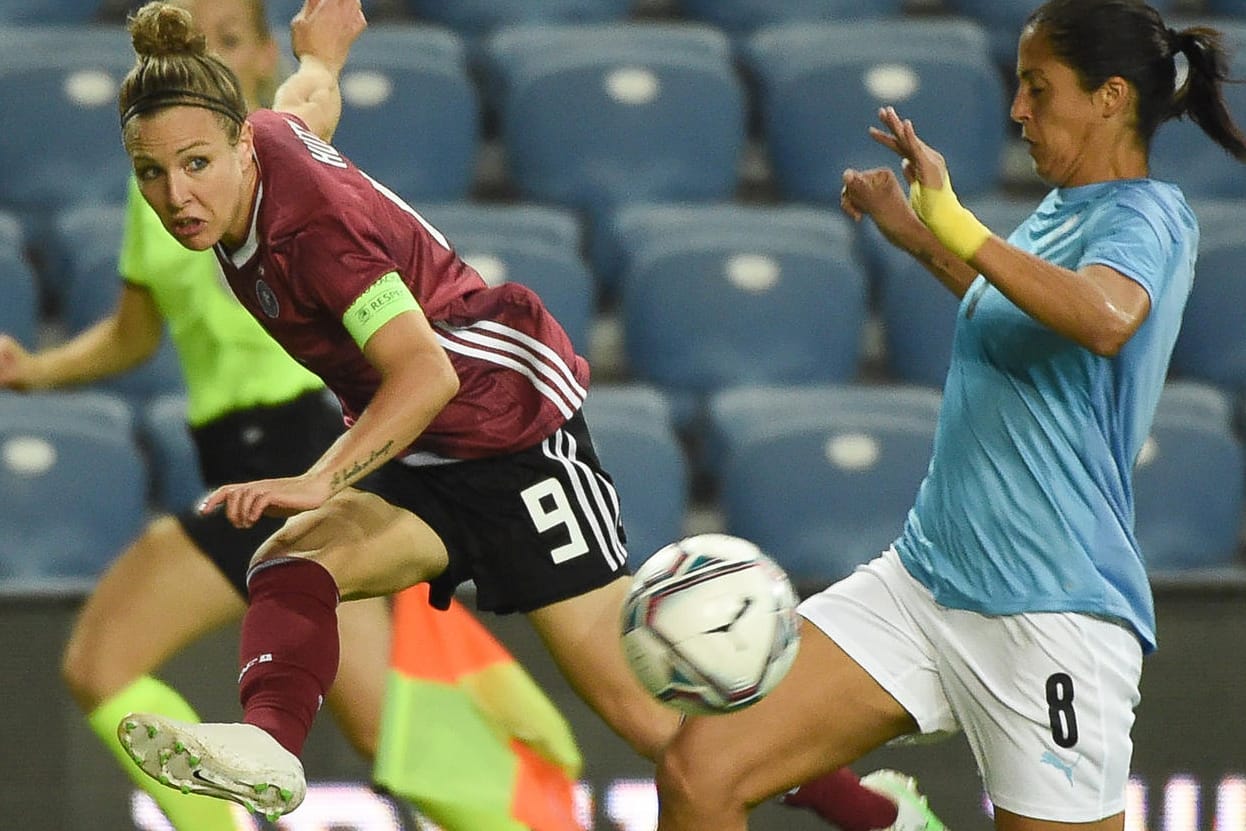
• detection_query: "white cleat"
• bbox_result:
[118,713,306,821]
[860,769,948,831]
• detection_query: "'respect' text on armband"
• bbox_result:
[343,272,422,348]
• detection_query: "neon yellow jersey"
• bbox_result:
[119,180,324,427]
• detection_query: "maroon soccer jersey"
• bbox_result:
[213,110,589,459]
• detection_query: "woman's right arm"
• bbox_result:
[0,283,164,390]
[273,0,367,143]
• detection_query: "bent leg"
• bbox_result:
[526,575,682,760]
[238,490,447,756]
[656,619,917,831]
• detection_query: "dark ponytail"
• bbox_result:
[1171,26,1246,161]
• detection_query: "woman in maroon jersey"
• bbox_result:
[111,1,933,828]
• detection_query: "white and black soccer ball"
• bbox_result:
[620,533,801,715]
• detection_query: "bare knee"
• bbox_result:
[250,491,447,600]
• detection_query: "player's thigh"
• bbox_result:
[526,575,681,759]
[250,488,448,601]
[658,618,917,809]
[939,610,1141,825]
[61,515,246,705]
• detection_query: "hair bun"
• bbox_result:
[128,1,207,59]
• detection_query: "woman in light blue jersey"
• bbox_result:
[653,2,1246,830]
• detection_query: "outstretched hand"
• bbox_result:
[0,334,34,390]
[199,474,334,529]
[868,105,948,190]
[290,0,367,74]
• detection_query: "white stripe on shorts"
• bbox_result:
[541,424,628,571]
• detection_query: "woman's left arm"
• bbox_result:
[873,105,1152,356]
[970,240,1151,357]
[273,0,367,142]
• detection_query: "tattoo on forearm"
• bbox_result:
[330,440,394,489]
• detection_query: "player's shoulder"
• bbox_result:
[1088,179,1194,242]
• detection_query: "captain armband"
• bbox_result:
[342,272,421,349]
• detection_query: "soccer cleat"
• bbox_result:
[118,714,306,820]
[860,769,948,831]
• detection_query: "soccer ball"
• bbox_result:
[620,533,801,715]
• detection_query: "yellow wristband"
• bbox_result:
[909,175,991,261]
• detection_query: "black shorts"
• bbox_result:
[176,390,344,595]
[356,411,631,614]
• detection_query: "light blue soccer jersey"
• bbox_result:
[895,179,1197,653]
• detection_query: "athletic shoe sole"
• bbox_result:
[118,713,305,821]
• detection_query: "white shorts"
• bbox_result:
[800,548,1143,823]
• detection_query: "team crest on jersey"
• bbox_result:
[255,279,280,318]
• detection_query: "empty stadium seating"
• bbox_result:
[484,23,745,220]
[0,390,147,582]
[418,202,595,352]
[677,0,904,37]
[330,25,480,202]
[613,204,866,424]
[0,212,37,349]
[0,0,101,24]
[1170,199,1246,389]
[709,384,939,583]
[1133,382,1245,571]
[139,393,206,514]
[0,27,134,219]
[46,203,186,406]
[404,0,632,38]
[582,383,688,565]
[745,19,1008,204]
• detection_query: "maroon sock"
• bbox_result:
[238,558,340,757]
[782,767,899,831]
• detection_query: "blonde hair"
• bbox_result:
[119,2,248,144]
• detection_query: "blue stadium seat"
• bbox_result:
[1133,383,1244,572]
[708,384,938,583]
[678,0,904,37]
[744,19,1007,204]
[483,24,745,220]
[140,393,206,514]
[1170,199,1246,389]
[0,0,102,24]
[1151,22,1246,198]
[403,0,632,38]
[264,0,387,28]
[942,0,1179,68]
[1204,0,1246,16]
[704,382,940,478]
[48,203,186,406]
[582,384,688,567]
[0,27,134,217]
[330,25,479,202]
[0,212,38,349]
[874,194,1036,388]
[48,203,125,331]
[615,205,866,425]
[418,202,594,352]
[0,390,147,582]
